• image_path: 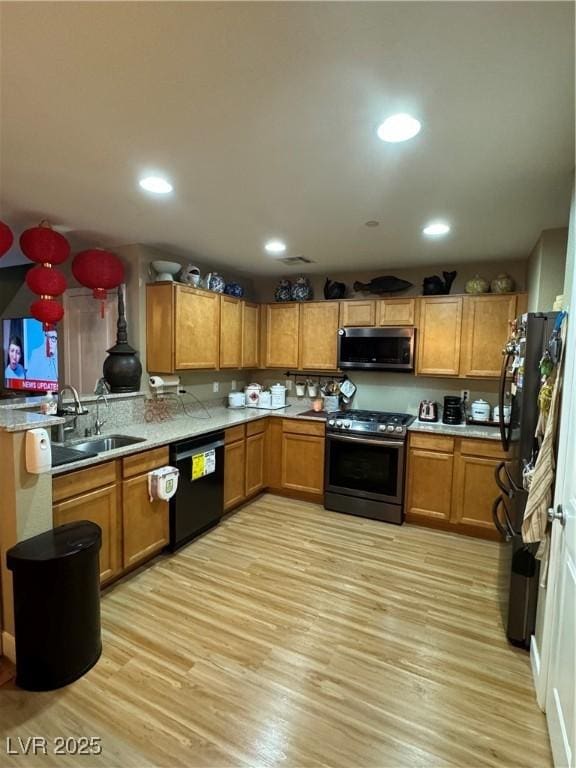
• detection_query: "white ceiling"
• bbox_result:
[0,1,574,275]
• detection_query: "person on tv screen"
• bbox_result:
[5,335,25,379]
[26,332,58,382]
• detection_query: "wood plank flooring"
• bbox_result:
[0,495,551,767]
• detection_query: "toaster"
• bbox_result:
[418,400,439,422]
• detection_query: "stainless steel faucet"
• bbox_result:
[55,384,88,443]
[94,393,109,435]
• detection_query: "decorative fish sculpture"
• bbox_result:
[353,276,413,294]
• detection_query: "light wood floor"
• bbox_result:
[0,495,551,767]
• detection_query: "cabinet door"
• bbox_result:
[146,283,175,373]
[224,439,246,510]
[299,302,340,370]
[264,417,283,491]
[461,295,517,378]
[220,295,242,368]
[339,301,375,327]
[53,484,121,584]
[406,448,454,522]
[122,475,169,568]
[245,432,265,497]
[417,297,463,376]
[452,454,500,533]
[175,287,220,369]
[242,302,260,368]
[281,433,325,495]
[264,304,300,368]
[376,298,415,326]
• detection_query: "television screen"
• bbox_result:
[3,318,59,393]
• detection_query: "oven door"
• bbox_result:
[325,433,404,504]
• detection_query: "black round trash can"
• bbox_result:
[6,521,102,691]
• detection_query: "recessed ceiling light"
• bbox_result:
[139,176,173,194]
[423,220,451,237]
[264,239,287,255]
[365,220,380,227]
[377,113,421,143]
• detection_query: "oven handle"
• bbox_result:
[327,434,404,448]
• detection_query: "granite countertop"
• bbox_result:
[409,419,502,441]
[0,409,64,432]
[50,404,326,474]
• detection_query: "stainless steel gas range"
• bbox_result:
[324,409,415,524]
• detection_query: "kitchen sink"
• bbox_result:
[69,434,147,453]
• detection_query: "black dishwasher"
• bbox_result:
[169,431,225,551]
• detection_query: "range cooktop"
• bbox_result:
[326,409,415,437]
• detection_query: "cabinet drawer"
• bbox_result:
[409,432,454,453]
[282,418,325,437]
[225,424,246,444]
[246,419,267,437]
[459,438,508,459]
[53,460,118,503]
[122,446,170,479]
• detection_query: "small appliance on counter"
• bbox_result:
[442,395,463,425]
[470,399,491,421]
[228,391,246,409]
[418,400,439,422]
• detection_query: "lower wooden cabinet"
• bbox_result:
[406,431,510,539]
[281,420,325,498]
[223,421,266,511]
[224,433,246,510]
[245,430,265,497]
[52,447,170,585]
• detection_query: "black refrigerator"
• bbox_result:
[493,311,557,648]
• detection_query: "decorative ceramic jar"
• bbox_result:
[490,273,515,294]
[181,264,201,287]
[224,281,244,298]
[274,278,292,302]
[204,272,226,293]
[464,274,490,294]
[290,276,313,301]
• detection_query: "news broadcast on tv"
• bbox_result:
[3,317,59,393]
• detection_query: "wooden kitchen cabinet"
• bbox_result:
[299,301,340,370]
[121,447,170,568]
[245,421,266,497]
[460,295,517,378]
[406,432,509,539]
[220,295,242,369]
[376,298,415,326]
[339,300,375,327]
[406,434,454,523]
[281,420,325,498]
[146,283,220,372]
[417,297,463,376]
[263,303,300,368]
[53,461,121,584]
[224,430,246,511]
[242,302,260,368]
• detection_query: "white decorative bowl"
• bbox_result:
[151,260,181,281]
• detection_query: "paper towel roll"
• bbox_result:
[149,375,180,389]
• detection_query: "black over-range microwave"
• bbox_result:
[337,327,415,372]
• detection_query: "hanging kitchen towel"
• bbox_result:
[522,317,566,583]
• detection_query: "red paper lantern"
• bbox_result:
[0,220,13,258]
[30,298,64,331]
[72,249,124,316]
[20,221,70,265]
[26,264,67,297]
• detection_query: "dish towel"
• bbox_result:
[521,318,566,585]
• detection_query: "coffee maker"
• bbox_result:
[442,395,463,425]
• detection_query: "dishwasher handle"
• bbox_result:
[174,438,224,462]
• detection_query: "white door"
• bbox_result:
[543,211,576,766]
[62,288,117,393]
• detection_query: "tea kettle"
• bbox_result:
[418,400,439,422]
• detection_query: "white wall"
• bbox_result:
[527,227,568,312]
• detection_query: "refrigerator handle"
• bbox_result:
[499,351,513,451]
[494,461,522,496]
[492,496,514,541]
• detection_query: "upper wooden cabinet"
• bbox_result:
[460,295,517,378]
[242,302,260,368]
[263,303,300,368]
[220,295,242,369]
[339,300,375,327]
[377,298,415,327]
[146,283,220,372]
[417,297,463,376]
[299,302,340,370]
